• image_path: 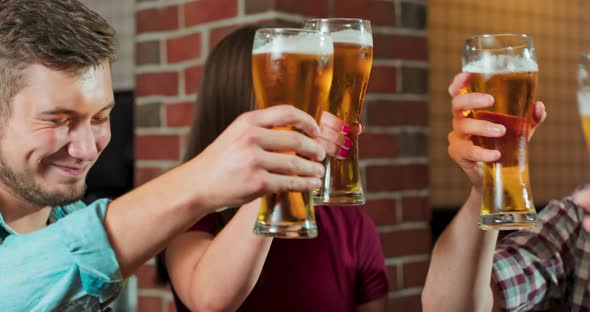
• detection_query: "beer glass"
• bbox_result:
[462,33,538,230]
[251,28,334,238]
[303,18,373,206]
[577,52,590,155]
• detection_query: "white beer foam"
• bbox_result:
[330,29,373,46]
[463,53,538,75]
[253,32,333,55]
[579,64,589,84]
[578,87,590,115]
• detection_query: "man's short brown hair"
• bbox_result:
[0,0,117,122]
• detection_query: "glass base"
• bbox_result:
[253,221,317,238]
[313,190,366,206]
[479,212,538,230]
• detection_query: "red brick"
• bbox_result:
[366,164,428,192]
[363,199,397,225]
[135,167,165,186]
[208,19,281,49]
[138,296,164,312]
[402,260,429,288]
[184,0,238,27]
[367,100,427,127]
[135,102,162,128]
[401,197,430,222]
[136,41,161,66]
[374,34,427,61]
[380,228,430,257]
[167,33,202,64]
[135,135,181,161]
[136,6,179,34]
[389,294,422,312]
[276,0,330,17]
[359,133,397,158]
[333,0,395,27]
[169,300,178,312]
[245,0,275,14]
[184,65,203,94]
[387,264,399,291]
[166,102,195,127]
[136,72,179,97]
[136,264,169,290]
[367,66,396,93]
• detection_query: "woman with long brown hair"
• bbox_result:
[157,25,388,312]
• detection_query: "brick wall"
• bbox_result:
[134,0,428,311]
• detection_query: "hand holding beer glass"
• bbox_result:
[462,33,538,230]
[251,28,334,238]
[577,52,590,155]
[303,18,373,205]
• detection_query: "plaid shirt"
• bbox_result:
[493,189,590,311]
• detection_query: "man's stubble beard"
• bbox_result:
[0,155,87,207]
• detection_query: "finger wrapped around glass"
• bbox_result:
[303,18,373,206]
[577,52,590,155]
[462,33,538,230]
[252,28,334,238]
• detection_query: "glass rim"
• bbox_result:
[465,33,533,50]
[255,27,326,35]
[303,18,371,25]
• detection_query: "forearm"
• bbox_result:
[105,161,209,277]
[422,187,498,311]
[188,201,272,311]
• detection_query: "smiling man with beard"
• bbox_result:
[0,1,327,311]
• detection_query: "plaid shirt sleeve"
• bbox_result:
[492,195,582,311]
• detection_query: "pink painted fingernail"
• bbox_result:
[340,148,349,158]
[344,138,353,148]
[342,124,351,134]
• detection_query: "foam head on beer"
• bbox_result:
[579,92,590,115]
[252,31,334,56]
[463,53,538,78]
[578,53,590,115]
[329,29,373,47]
[579,61,589,84]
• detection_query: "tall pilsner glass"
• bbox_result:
[252,28,334,238]
[577,52,590,155]
[462,33,538,230]
[303,18,373,206]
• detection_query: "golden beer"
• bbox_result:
[304,19,373,205]
[464,55,538,229]
[579,53,590,156]
[251,29,333,238]
[252,52,333,120]
[578,88,590,155]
